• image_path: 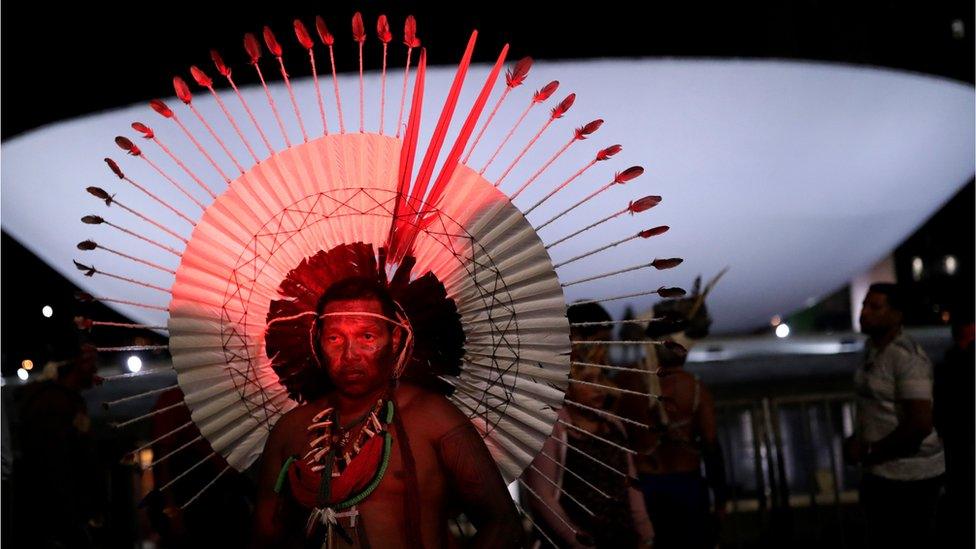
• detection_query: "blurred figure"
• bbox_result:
[617,274,728,549]
[933,305,974,547]
[845,283,944,549]
[13,345,105,548]
[144,387,253,549]
[524,302,654,548]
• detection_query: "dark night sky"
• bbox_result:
[1,1,973,371]
[2,1,973,140]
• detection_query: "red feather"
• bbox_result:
[294,19,314,49]
[114,136,141,156]
[75,291,95,302]
[352,12,366,43]
[190,65,213,87]
[596,144,622,161]
[263,26,283,56]
[403,15,420,48]
[131,122,154,139]
[533,80,559,103]
[629,195,661,213]
[77,240,98,251]
[657,286,687,298]
[244,33,262,63]
[104,158,125,179]
[550,93,575,118]
[505,56,532,88]
[315,16,334,46]
[81,215,105,225]
[211,49,232,77]
[377,15,392,43]
[149,99,173,118]
[74,260,96,277]
[574,119,603,140]
[86,187,113,205]
[651,257,684,270]
[639,225,670,238]
[614,166,644,184]
[173,76,192,104]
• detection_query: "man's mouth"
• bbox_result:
[338,369,367,380]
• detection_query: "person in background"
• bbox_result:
[933,304,974,547]
[844,283,944,549]
[523,302,654,548]
[616,274,728,549]
[13,345,105,548]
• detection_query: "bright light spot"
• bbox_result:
[21,360,33,371]
[138,448,154,470]
[126,355,143,373]
[41,305,53,318]
[944,255,957,276]
[952,19,965,39]
[16,368,29,381]
[775,323,791,338]
[911,257,924,281]
[770,315,782,326]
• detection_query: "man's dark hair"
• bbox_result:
[315,276,399,320]
[567,302,612,338]
[298,276,403,400]
[868,282,907,313]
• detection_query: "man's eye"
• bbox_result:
[363,333,376,341]
[326,335,341,343]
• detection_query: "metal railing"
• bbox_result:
[715,392,860,548]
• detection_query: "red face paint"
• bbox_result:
[319,298,397,397]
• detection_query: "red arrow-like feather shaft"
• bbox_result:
[263,26,283,57]
[131,122,154,139]
[114,136,141,156]
[574,119,603,140]
[149,99,173,118]
[173,77,192,104]
[551,93,575,118]
[506,56,532,88]
[352,12,366,43]
[533,81,559,103]
[614,166,644,183]
[294,19,314,49]
[190,66,213,87]
[597,144,622,160]
[244,33,262,63]
[315,16,335,45]
[403,15,420,47]
[377,14,392,43]
[629,195,661,212]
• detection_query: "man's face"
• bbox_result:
[860,291,901,337]
[319,298,400,397]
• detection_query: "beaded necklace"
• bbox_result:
[301,399,396,546]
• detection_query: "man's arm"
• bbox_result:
[864,347,937,466]
[863,398,934,466]
[250,416,289,548]
[696,384,728,514]
[522,423,588,548]
[437,419,524,548]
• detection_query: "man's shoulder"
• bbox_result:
[270,402,316,436]
[395,383,468,436]
[885,334,933,367]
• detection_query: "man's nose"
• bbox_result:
[341,341,364,361]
